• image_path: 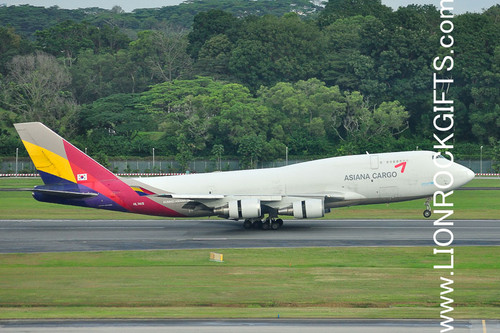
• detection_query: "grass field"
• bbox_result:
[0,247,499,319]
[0,177,499,220]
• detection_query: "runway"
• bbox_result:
[0,219,499,253]
[0,319,498,333]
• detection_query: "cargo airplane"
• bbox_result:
[15,122,475,230]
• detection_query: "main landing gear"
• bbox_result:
[423,197,432,218]
[243,218,284,230]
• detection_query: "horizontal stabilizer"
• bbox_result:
[158,194,225,200]
[32,188,99,199]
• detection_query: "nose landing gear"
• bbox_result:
[423,197,432,218]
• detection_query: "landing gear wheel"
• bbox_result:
[243,220,252,229]
[252,220,262,229]
[271,220,280,230]
[276,218,283,227]
[262,221,270,230]
[423,197,432,218]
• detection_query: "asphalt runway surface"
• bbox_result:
[1,319,499,333]
[0,218,499,253]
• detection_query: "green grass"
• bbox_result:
[330,190,500,219]
[463,178,500,188]
[0,247,498,319]
[0,177,43,188]
[1,177,498,220]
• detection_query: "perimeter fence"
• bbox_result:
[0,157,497,176]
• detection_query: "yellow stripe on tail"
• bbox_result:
[22,140,76,183]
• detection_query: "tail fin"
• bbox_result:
[14,122,114,186]
[14,122,126,211]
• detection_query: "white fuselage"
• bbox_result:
[135,151,474,210]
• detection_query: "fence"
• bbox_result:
[0,157,497,175]
[0,158,304,175]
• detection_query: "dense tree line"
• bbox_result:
[0,0,322,38]
[0,0,498,170]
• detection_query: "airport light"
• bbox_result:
[153,148,155,170]
[15,147,18,174]
[480,145,483,173]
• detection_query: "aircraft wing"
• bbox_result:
[156,191,364,202]
[150,190,365,219]
[281,191,366,202]
[159,193,283,201]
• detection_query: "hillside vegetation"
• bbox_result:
[0,0,498,169]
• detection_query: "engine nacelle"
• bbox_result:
[278,199,325,219]
[214,198,262,220]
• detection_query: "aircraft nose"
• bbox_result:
[464,167,475,182]
[455,164,475,187]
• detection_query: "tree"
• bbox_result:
[35,20,130,66]
[333,92,409,148]
[3,51,77,133]
[187,9,238,59]
[196,34,233,78]
[318,0,392,27]
[76,93,156,157]
[70,50,116,103]
[0,27,32,75]
[453,12,500,142]
[258,79,344,154]
[237,134,264,169]
[70,49,145,103]
[79,93,153,140]
[130,29,192,83]
[35,21,94,66]
[229,13,323,90]
[320,16,372,88]
[175,133,194,172]
[211,144,224,170]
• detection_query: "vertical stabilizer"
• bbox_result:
[14,122,113,185]
[14,122,128,211]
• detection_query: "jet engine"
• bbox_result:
[214,198,261,219]
[278,199,324,219]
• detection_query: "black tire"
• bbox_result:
[423,210,431,218]
[271,221,280,230]
[243,220,252,229]
[253,220,262,229]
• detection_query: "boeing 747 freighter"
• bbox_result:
[14,122,475,230]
